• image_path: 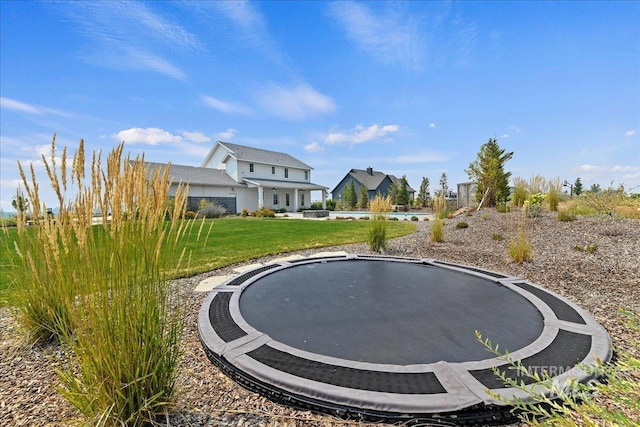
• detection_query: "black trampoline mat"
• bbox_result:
[198,255,613,422]
[240,260,543,364]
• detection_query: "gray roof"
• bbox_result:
[346,168,416,193]
[218,141,312,170]
[144,162,243,187]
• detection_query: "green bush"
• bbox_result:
[496,203,511,213]
[456,221,469,229]
[253,208,276,218]
[411,216,419,221]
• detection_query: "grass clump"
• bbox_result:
[456,221,469,229]
[368,195,392,252]
[491,233,505,241]
[7,136,193,425]
[508,209,533,263]
[547,177,562,211]
[557,209,576,222]
[430,218,445,242]
[476,309,640,426]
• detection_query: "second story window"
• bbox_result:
[304,170,308,180]
[284,168,289,178]
[249,163,254,173]
[272,166,275,174]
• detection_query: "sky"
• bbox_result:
[1,0,639,211]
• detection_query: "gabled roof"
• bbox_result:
[334,168,416,193]
[144,162,244,187]
[204,141,312,170]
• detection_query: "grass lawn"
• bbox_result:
[0,217,415,303]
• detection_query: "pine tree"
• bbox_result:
[358,184,369,209]
[574,177,583,195]
[388,182,398,204]
[343,180,357,209]
[396,175,410,205]
[465,138,514,207]
[439,172,448,197]
[417,177,431,207]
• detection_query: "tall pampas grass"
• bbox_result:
[368,195,391,252]
[9,135,193,425]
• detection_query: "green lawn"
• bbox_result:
[0,217,415,302]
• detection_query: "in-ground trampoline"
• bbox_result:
[198,255,612,424]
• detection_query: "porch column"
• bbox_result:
[322,190,326,209]
[294,189,299,212]
[257,185,264,209]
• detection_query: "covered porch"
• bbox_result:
[243,178,328,212]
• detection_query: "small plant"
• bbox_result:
[547,177,562,211]
[557,210,576,222]
[184,210,197,219]
[253,208,276,218]
[411,216,419,221]
[580,184,627,216]
[430,218,445,242]
[476,309,640,426]
[525,193,546,218]
[456,221,469,229]
[422,217,430,221]
[241,208,249,217]
[491,233,505,241]
[496,203,510,213]
[573,243,598,254]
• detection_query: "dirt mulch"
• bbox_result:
[1,209,638,426]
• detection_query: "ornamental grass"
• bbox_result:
[8,136,194,425]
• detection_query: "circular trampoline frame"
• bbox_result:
[198,254,612,423]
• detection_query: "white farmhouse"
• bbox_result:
[146,141,327,214]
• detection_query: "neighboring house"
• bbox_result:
[146,141,328,214]
[331,167,415,203]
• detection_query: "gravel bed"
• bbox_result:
[1,209,638,426]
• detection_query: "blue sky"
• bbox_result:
[1,1,638,211]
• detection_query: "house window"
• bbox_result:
[301,194,305,206]
[284,168,289,178]
[285,193,290,207]
[249,163,254,173]
[304,170,308,180]
[273,193,279,205]
[272,166,275,174]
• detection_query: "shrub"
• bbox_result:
[525,193,546,218]
[411,216,419,221]
[491,233,505,241]
[579,184,628,217]
[197,203,227,218]
[241,208,249,217]
[430,218,445,242]
[496,203,510,213]
[253,208,276,218]
[455,221,469,229]
[184,210,197,219]
[557,210,576,222]
[10,137,192,424]
[511,177,528,207]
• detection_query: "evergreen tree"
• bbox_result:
[396,175,410,205]
[465,138,514,207]
[388,182,398,204]
[574,177,583,195]
[343,180,357,209]
[417,177,431,207]
[590,183,601,194]
[358,184,369,209]
[11,189,29,213]
[439,172,449,197]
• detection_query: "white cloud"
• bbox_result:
[181,131,210,143]
[575,164,605,173]
[202,96,252,115]
[625,130,637,137]
[612,165,638,173]
[114,128,182,145]
[1,97,41,114]
[215,128,237,140]
[0,97,73,117]
[304,142,324,153]
[327,2,424,70]
[429,123,436,128]
[255,83,335,120]
[500,133,509,139]
[324,124,399,145]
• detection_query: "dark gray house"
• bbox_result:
[331,167,415,203]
